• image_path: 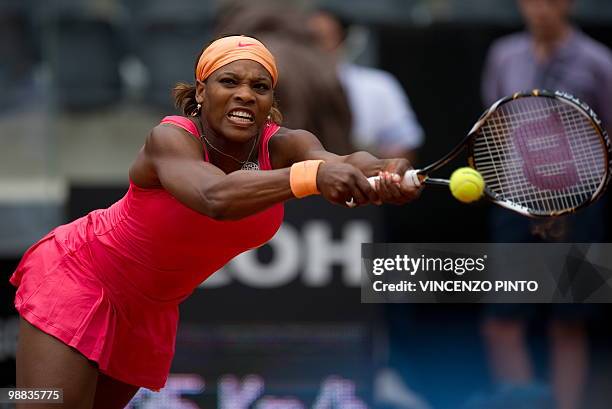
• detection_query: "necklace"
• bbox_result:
[198,119,260,170]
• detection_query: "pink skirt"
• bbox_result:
[10,229,179,390]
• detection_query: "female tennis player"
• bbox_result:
[10,35,419,409]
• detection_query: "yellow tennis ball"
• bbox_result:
[449,167,485,203]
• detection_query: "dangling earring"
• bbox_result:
[191,103,201,117]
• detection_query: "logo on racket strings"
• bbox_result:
[513,112,579,190]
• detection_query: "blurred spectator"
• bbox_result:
[478,1,612,409]
[307,7,431,409]
[308,8,424,161]
[215,1,354,154]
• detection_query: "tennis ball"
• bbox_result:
[449,167,485,203]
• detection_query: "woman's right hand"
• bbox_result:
[316,162,380,207]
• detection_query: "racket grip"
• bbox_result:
[346,169,422,207]
[403,169,422,187]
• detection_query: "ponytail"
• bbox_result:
[173,82,199,116]
[269,101,283,125]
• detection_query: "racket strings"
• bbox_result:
[481,128,601,212]
[472,96,607,214]
[482,103,604,211]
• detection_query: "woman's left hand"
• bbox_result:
[375,158,422,205]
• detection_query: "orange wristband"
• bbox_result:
[290,160,324,198]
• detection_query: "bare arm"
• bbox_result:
[270,128,403,176]
[131,124,418,219]
[271,129,420,205]
[131,124,294,220]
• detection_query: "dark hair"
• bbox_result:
[173,82,199,117]
[172,44,283,124]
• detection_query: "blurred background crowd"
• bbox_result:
[1,0,612,408]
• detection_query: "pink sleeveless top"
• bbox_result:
[10,117,284,389]
[58,117,283,301]
[86,117,283,301]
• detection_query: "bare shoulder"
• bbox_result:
[269,126,309,147]
[129,122,203,188]
[146,122,203,157]
[269,127,324,169]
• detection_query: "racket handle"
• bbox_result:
[402,169,422,187]
[346,169,422,207]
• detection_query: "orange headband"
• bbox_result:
[196,35,278,87]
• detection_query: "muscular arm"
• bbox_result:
[131,125,294,220]
[270,128,418,206]
[130,124,414,220]
[271,128,415,185]
[270,128,398,176]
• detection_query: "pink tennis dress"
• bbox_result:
[10,117,284,390]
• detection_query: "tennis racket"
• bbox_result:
[349,89,611,217]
